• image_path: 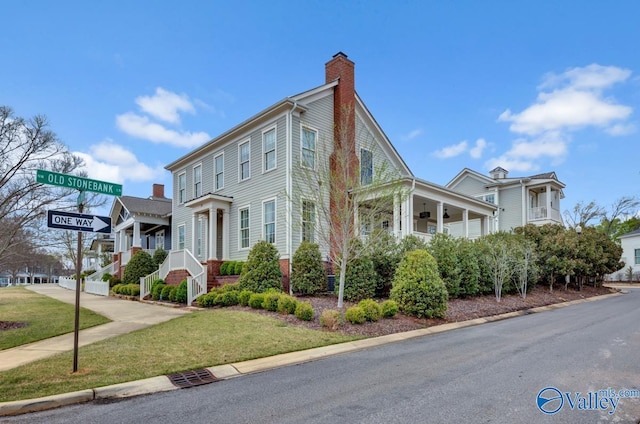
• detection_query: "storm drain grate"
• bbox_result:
[167,368,218,388]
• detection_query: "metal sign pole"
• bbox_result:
[73,195,84,373]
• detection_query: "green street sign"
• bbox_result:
[37,170,123,196]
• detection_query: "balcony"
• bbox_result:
[528,206,561,222]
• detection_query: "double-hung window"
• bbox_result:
[635,249,640,265]
[155,230,165,250]
[178,173,186,204]
[302,200,315,242]
[193,165,202,198]
[239,141,250,181]
[301,127,316,169]
[239,207,250,249]
[177,225,185,250]
[360,148,373,185]
[263,128,276,172]
[263,199,276,244]
[214,153,224,190]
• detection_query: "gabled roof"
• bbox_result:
[619,228,640,239]
[119,196,172,216]
[446,168,495,188]
[447,167,565,190]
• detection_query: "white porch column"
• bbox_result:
[437,202,444,233]
[191,213,197,254]
[119,229,127,252]
[393,194,400,238]
[209,207,217,260]
[463,209,469,238]
[545,184,551,219]
[132,222,141,247]
[401,196,411,237]
[522,184,527,226]
[222,207,230,260]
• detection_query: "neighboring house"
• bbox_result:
[163,52,497,297]
[110,184,172,278]
[445,167,565,236]
[619,229,640,278]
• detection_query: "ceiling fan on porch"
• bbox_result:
[419,203,430,219]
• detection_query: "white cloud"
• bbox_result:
[403,128,424,141]
[469,138,488,159]
[74,140,165,185]
[485,132,569,173]
[433,141,468,158]
[135,87,195,124]
[484,156,537,173]
[606,123,636,136]
[499,64,633,136]
[116,112,210,148]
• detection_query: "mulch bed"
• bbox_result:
[0,321,28,331]
[232,285,616,338]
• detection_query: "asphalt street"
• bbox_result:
[3,289,639,424]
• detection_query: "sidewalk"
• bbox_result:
[0,284,189,372]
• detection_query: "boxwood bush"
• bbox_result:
[238,289,253,306]
[337,255,377,302]
[262,290,282,312]
[381,299,399,318]
[291,241,326,295]
[345,306,366,324]
[320,309,342,330]
[294,301,314,321]
[358,299,382,322]
[277,294,298,314]
[390,249,448,319]
[161,284,173,301]
[248,293,266,309]
[174,280,188,304]
[238,241,283,293]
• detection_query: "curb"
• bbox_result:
[0,290,623,417]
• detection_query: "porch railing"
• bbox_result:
[140,249,206,304]
[529,206,561,222]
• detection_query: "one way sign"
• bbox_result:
[47,210,112,234]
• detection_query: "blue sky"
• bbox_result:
[2,1,639,219]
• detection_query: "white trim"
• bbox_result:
[177,224,186,250]
[262,197,277,243]
[193,163,202,198]
[238,205,251,251]
[300,125,318,170]
[178,171,186,204]
[214,152,224,191]
[262,124,277,173]
[238,138,251,182]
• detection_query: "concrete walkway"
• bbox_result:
[0,284,190,372]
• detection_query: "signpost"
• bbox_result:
[47,210,111,234]
[38,170,121,372]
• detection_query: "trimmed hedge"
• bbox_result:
[345,306,366,324]
[294,301,314,321]
[358,299,382,322]
[381,299,399,318]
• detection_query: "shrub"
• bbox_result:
[174,280,188,304]
[128,284,141,297]
[216,290,239,307]
[345,306,366,324]
[366,230,401,297]
[381,300,399,318]
[197,292,217,308]
[262,291,281,312]
[161,285,173,301]
[153,248,168,269]
[276,294,298,314]
[457,239,481,297]
[248,293,266,309]
[112,284,124,295]
[337,256,377,302]
[358,299,382,322]
[428,233,462,298]
[101,272,112,282]
[234,262,244,275]
[390,249,448,319]
[122,250,156,285]
[291,241,326,295]
[109,276,121,288]
[237,241,283,293]
[219,262,230,276]
[294,301,314,321]
[168,286,178,302]
[151,282,166,300]
[238,289,253,306]
[320,309,343,330]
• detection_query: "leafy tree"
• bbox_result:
[427,233,461,297]
[122,250,156,284]
[336,241,377,302]
[480,232,519,302]
[237,241,283,293]
[365,229,402,297]
[291,241,326,295]
[390,249,448,319]
[153,248,168,269]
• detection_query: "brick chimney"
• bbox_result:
[326,52,359,263]
[152,183,165,199]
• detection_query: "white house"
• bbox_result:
[160,52,496,298]
[619,229,640,279]
[445,167,565,237]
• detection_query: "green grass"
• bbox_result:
[0,309,358,402]
[0,287,111,350]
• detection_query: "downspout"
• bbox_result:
[520,179,526,227]
[286,101,297,295]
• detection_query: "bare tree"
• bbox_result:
[600,196,640,239]
[0,106,105,266]
[563,200,605,228]
[291,105,408,308]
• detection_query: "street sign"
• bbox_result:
[37,170,122,196]
[47,210,112,234]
